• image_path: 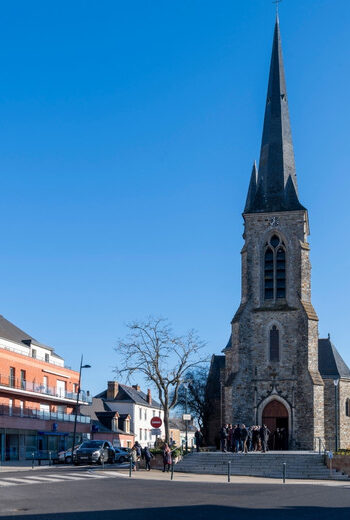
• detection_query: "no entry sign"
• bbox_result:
[150,416,162,428]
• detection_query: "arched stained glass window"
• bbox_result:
[270,325,280,362]
[264,235,286,301]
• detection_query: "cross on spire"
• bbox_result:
[272,0,282,15]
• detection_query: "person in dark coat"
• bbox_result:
[260,425,270,453]
[195,429,203,453]
[252,426,259,451]
[240,424,249,453]
[227,424,234,452]
[162,443,172,472]
[233,424,241,453]
[143,446,153,471]
[220,425,228,452]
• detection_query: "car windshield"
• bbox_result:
[80,441,103,449]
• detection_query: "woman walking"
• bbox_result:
[162,443,172,472]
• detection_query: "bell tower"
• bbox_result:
[224,16,324,449]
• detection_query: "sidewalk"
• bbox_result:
[0,460,53,472]
[103,467,350,487]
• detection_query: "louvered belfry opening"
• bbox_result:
[264,235,286,301]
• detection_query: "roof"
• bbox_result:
[318,338,350,379]
[0,314,62,358]
[245,16,305,214]
[169,417,196,433]
[96,383,162,409]
[81,398,134,435]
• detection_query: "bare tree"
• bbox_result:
[114,317,207,443]
[173,366,210,433]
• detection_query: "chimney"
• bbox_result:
[107,381,119,400]
[132,384,140,391]
[147,388,152,405]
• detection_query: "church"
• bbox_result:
[207,17,350,451]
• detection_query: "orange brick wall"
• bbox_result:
[0,347,80,413]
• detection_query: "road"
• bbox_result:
[0,465,350,519]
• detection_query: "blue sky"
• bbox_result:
[0,0,349,396]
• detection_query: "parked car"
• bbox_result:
[57,445,80,464]
[114,448,130,463]
[75,440,115,465]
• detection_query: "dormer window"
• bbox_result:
[264,235,286,300]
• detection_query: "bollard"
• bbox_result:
[171,461,174,480]
[282,462,286,483]
[32,452,35,470]
[49,451,52,467]
[129,456,132,477]
[227,460,231,483]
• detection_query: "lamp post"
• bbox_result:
[334,378,340,452]
[183,381,189,453]
[71,355,91,462]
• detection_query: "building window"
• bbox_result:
[9,399,13,416]
[32,349,37,359]
[9,367,15,387]
[139,428,142,440]
[45,353,50,363]
[144,409,147,420]
[125,420,130,433]
[153,410,155,417]
[139,408,142,420]
[264,235,286,300]
[346,399,350,417]
[269,326,280,362]
[20,370,26,390]
[19,401,24,417]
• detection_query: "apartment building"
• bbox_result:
[0,315,91,461]
[95,381,165,447]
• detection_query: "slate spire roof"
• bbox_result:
[244,16,305,213]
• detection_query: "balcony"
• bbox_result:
[0,405,91,424]
[0,344,69,369]
[0,374,92,404]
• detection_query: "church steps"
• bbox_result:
[174,453,348,480]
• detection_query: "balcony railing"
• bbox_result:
[0,344,70,369]
[0,405,91,424]
[0,374,92,404]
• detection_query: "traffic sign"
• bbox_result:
[182,413,191,421]
[151,428,161,436]
[150,416,162,428]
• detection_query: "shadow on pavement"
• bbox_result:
[1,505,350,520]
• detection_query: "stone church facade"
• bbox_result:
[210,17,350,451]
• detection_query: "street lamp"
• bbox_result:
[71,355,91,462]
[334,378,340,452]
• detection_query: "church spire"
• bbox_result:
[245,16,305,213]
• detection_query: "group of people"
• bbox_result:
[130,442,172,472]
[219,424,287,453]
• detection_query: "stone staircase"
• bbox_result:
[174,451,349,480]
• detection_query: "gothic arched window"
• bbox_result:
[269,325,280,362]
[264,235,286,301]
[346,399,350,418]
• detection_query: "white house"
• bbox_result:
[95,381,165,447]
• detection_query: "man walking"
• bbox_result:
[220,425,228,452]
[143,446,153,471]
[195,429,203,453]
[260,424,270,453]
[233,424,241,453]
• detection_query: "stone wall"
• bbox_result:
[339,380,350,450]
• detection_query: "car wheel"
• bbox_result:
[65,456,72,464]
[119,456,125,463]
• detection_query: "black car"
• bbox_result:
[75,440,115,465]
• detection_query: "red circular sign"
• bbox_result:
[150,416,162,428]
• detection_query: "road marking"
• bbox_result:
[0,480,17,487]
[0,477,35,484]
[43,474,91,481]
[21,476,63,483]
[95,471,129,478]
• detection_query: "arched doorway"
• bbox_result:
[262,399,289,450]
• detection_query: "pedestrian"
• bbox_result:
[195,429,203,453]
[227,424,234,452]
[162,443,172,472]
[220,425,228,452]
[247,426,253,451]
[131,446,138,471]
[233,424,241,453]
[260,424,270,453]
[252,426,259,451]
[143,446,153,471]
[240,424,248,453]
